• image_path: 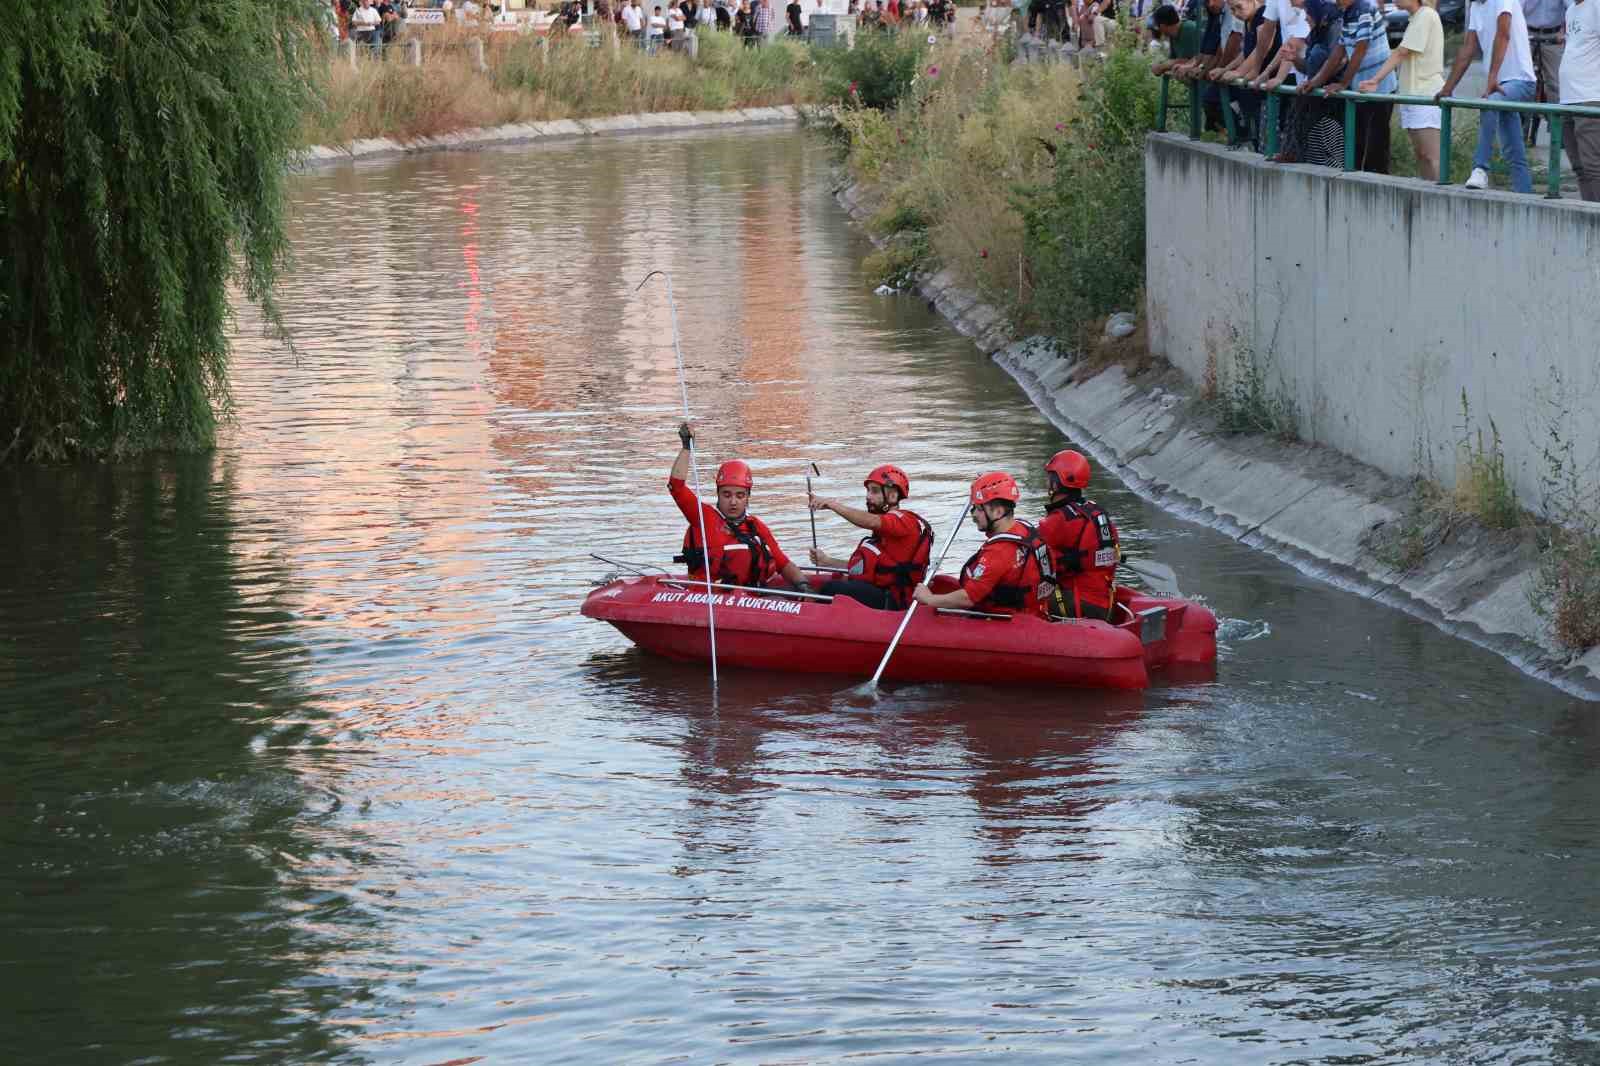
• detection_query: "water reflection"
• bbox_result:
[0,457,369,1064]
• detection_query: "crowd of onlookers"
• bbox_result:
[606,0,956,50]
[1148,0,1600,199]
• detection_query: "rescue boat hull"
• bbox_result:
[581,575,1217,690]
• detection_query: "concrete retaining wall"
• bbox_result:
[298,105,801,169]
[1145,134,1600,511]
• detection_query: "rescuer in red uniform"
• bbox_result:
[1034,449,1121,621]
[912,471,1045,617]
[808,464,934,609]
[670,422,805,589]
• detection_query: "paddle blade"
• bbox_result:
[1122,559,1182,598]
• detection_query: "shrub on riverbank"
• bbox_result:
[304,30,819,146]
[2,1,316,461]
[829,40,1159,348]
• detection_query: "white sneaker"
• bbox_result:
[1464,167,1489,190]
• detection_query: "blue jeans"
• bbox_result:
[1473,78,1535,193]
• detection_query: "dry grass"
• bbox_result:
[301,28,820,147]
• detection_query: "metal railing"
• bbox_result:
[1156,73,1600,200]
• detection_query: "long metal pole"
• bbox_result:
[640,270,718,688]
[867,503,969,687]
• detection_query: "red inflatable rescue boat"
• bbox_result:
[581,573,1217,689]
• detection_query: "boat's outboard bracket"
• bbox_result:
[1137,606,1168,645]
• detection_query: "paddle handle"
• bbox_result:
[869,502,969,686]
[807,475,818,554]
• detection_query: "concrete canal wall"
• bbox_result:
[837,167,1600,697]
[1144,133,1600,511]
[298,106,802,168]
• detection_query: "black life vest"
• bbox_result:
[675,516,775,587]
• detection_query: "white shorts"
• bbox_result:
[1400,103,1441,130]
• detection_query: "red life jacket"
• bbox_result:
[676,516,776,587]
[847,510,934,608]
[959,519,1046,615]
[1037,499,1119,616]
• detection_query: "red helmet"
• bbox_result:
[969,471,1020,507]
[1044,449,1091,491]
[864,464,910,499]
[715,460,753,490]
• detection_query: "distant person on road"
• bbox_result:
[670,424,806,590]
[648,3,668,49]
[735,0,758,40]
[809,466,935,610]
[1359,0,1445,180]
[1438,0,1536,192]
[623,0,645,38]
[1035,450,1122,622]
[1562,0,1600,200]
[912,472,1045,618]
[787,0,804,33]
[350,0,382,51]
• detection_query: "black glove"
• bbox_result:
[678,423,694,449]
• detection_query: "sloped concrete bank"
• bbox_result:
[834,179,1600,698]
[298,105,801,168]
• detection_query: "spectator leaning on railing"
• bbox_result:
[1297,0,1396,172]
[1563,0,1600,200]
[1233,0,1310,83]
[1170,0,1237,131]
[1439,0,1537,193]
[1358,0,1444,180]
[1268,0,1346,164]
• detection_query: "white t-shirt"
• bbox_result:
[648,12,667,33]
[1564,0,1600,102]
[1270,0,1310,40]
[352,6,381,28]
[668,9,685,28]
[1468,0,1536,85]
[624,3,644,28]
[698,4,716,22]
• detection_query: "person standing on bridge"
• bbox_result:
[670,423,806,590]
[1358,0,1445,181]
[808,466,935,610]
[1438,0,1536,193]
[1561,0,1600,201]
[913,472,1045,617]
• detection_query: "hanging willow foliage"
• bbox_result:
[0,0,321,461]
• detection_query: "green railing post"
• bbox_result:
[1548,116,1564,199]
[1438,104,1452,184]
[1220,83,1237,145]
[1158,74,1170,131]
[1265,89,1280,156]
[1189,79,1202,139]
[1343,95,1357,171]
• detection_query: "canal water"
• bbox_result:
[5,129,1599,1065]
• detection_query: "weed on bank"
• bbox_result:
[304,30,818,146]
[824,36,1159,348]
